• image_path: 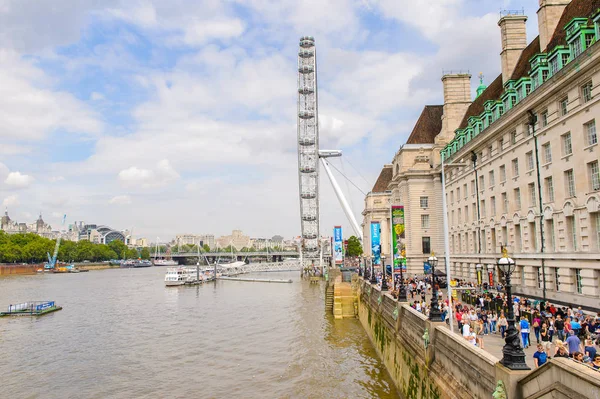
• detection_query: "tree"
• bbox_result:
[108,240,128,259]
[202,244,211,252]
[140,247,150,260]
[346,236,363,257]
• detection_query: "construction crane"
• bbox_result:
[45,214,67,270]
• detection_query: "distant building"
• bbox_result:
[77,224,126,244]
[217,230,250,250]
[174,234,215,249]
[1,211,54,238]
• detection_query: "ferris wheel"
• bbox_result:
[297,36,320,259]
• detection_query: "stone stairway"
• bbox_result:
[333,282,356,319]
[325,285,334,312]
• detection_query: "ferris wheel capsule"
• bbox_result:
[298,65,314,74]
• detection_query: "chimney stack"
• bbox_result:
[537,0,571,52]
[498,13,528,84]
[437,73,472,144]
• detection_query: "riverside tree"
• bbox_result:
[346,236,363,257]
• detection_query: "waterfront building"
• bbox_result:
[216,229,251,250]
[1,210,54,238]
[364,0,600,308]
[361,165,393,261]
[77,223,126,244]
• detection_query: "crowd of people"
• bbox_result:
[362,270,600,372]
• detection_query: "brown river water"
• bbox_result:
[0,267,399,398]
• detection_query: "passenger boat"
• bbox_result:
[121,260,152,268]
[154,259,178,266]
[164,267,204,286]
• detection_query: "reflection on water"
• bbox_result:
[0,268,399,398]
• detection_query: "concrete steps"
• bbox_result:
[325,286,334,312]
[333,282,356,319]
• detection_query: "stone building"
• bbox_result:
[0,210,53,238]
[441,0,600,308]
[364,0,600,308]
[216,229,250,250]
[361,164,392,262]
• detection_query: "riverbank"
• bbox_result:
[0,264,40,276]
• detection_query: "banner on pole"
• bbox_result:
[391,206,406,272]
[333,226,343,265]
[370,222,381,265]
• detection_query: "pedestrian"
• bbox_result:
[548,316,555,342]
[491,311,498,334]
[533,344,548,368]
[592,354,600,370]
[540,322,551,357]
[519,316,530,348]
[498,313,508,339]
[555,315,565,341]
[565,330,582,357]
[533,313,541,344]
[554,341,569,358]
[585,339,597,361]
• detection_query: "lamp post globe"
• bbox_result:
[497,249,530,370]
[369,255,377,284]
[427,253,443,321]
[381,255,388,291]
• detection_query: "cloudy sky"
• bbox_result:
[0,0,540,240]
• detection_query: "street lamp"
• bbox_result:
[398,252,407,301]
[369,255,377,284]
[381,255,388,291]
[497,248,530,370]
[428,253,443,321]
[358,254,363,277]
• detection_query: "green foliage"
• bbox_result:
[108,240,128,259]
[346,236,363,257]
[0,232,122,263]
[202,244,211,252]
[140,247,150,260]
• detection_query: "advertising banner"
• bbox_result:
[477,269,482,286]
[333,226,343,265]
[488,271,494,286]
[423,261,431,275]
[370,222,381,265]
[391,206,406,272]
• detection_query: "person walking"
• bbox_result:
[519,316,530,348]
[565,330,582,357]
[533,313,542,344]
[533,344,548,368]
[540,322,551,357]
[490,311,498,334]
[498,313,508,339]
[555,315,565,341]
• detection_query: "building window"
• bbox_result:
[545,218,555,252]
[526,151,534,171]
[457,187,461,200]
[565,169,576,197]
[585,33,594,48]
[470,180,475,195]
[450,191,454,203]
[559,97,569,116]
[502,192,508,213]
[481,200,486,218]
[464,205,469,222]
[593,213,600,250]
[500,165,506,182]
[566,215,577,251]
[491,196,496,216]
[514,188,521,209]
[541,110,548,127]
[572,38,582,58]
[589,161,600,191]
[575,269,582,294]
[512,158,519,177]
[550,57,559,75]
[530,221,537,251]
[422,237,431,254]
[554,268,560,291]
[585,120,597,146]
[582,81,593,103]
[562,132,572,155]
[515,224,522,253]
[421,214,430,229]
[464,184,468,199]
[488,145,493,158]
[536,266,542,289]
[561,52,570,66]
[479,175,485,191]
[510,131,517,145]
[420,196,429,208]
[498,138,504,151]
[489,170,495,187]
[545,177,554,202]
[542,69,549,82]
[528,183,536,207]
[542,143,552,163]
[458,208,462,223]
[472,203,477,221]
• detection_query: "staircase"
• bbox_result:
[325,285,334,313]
[332,282,356,319]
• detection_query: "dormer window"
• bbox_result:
[542,69,549,82]
[550,57,559,75]
[585,33,595,48]
[572,36,583,57]
[561,52,570,66]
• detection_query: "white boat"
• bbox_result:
[164,267,207,286]
[154,259,178,266]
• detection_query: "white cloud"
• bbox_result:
[180,19,245,46]
[4,171,34,188]
[49,176,65,182]
[2,195,19,207]
[118,159,179,188]
[109,195,132,205]
[0,49,103,140]
[90,92,104,101]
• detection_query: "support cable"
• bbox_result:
[326,160,368,196]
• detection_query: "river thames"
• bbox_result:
[0,267,399,398]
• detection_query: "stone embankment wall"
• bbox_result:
[357,280,600,399]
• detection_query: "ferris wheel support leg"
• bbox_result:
[320,158,362,239]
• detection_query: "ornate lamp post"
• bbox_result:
[358,255,363,277]
[428,253,443,321]
[497,249,530,370]
[381,255,388,291]
[369,255,377,284]
[398,251,407,301]
[476,263,482,292]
